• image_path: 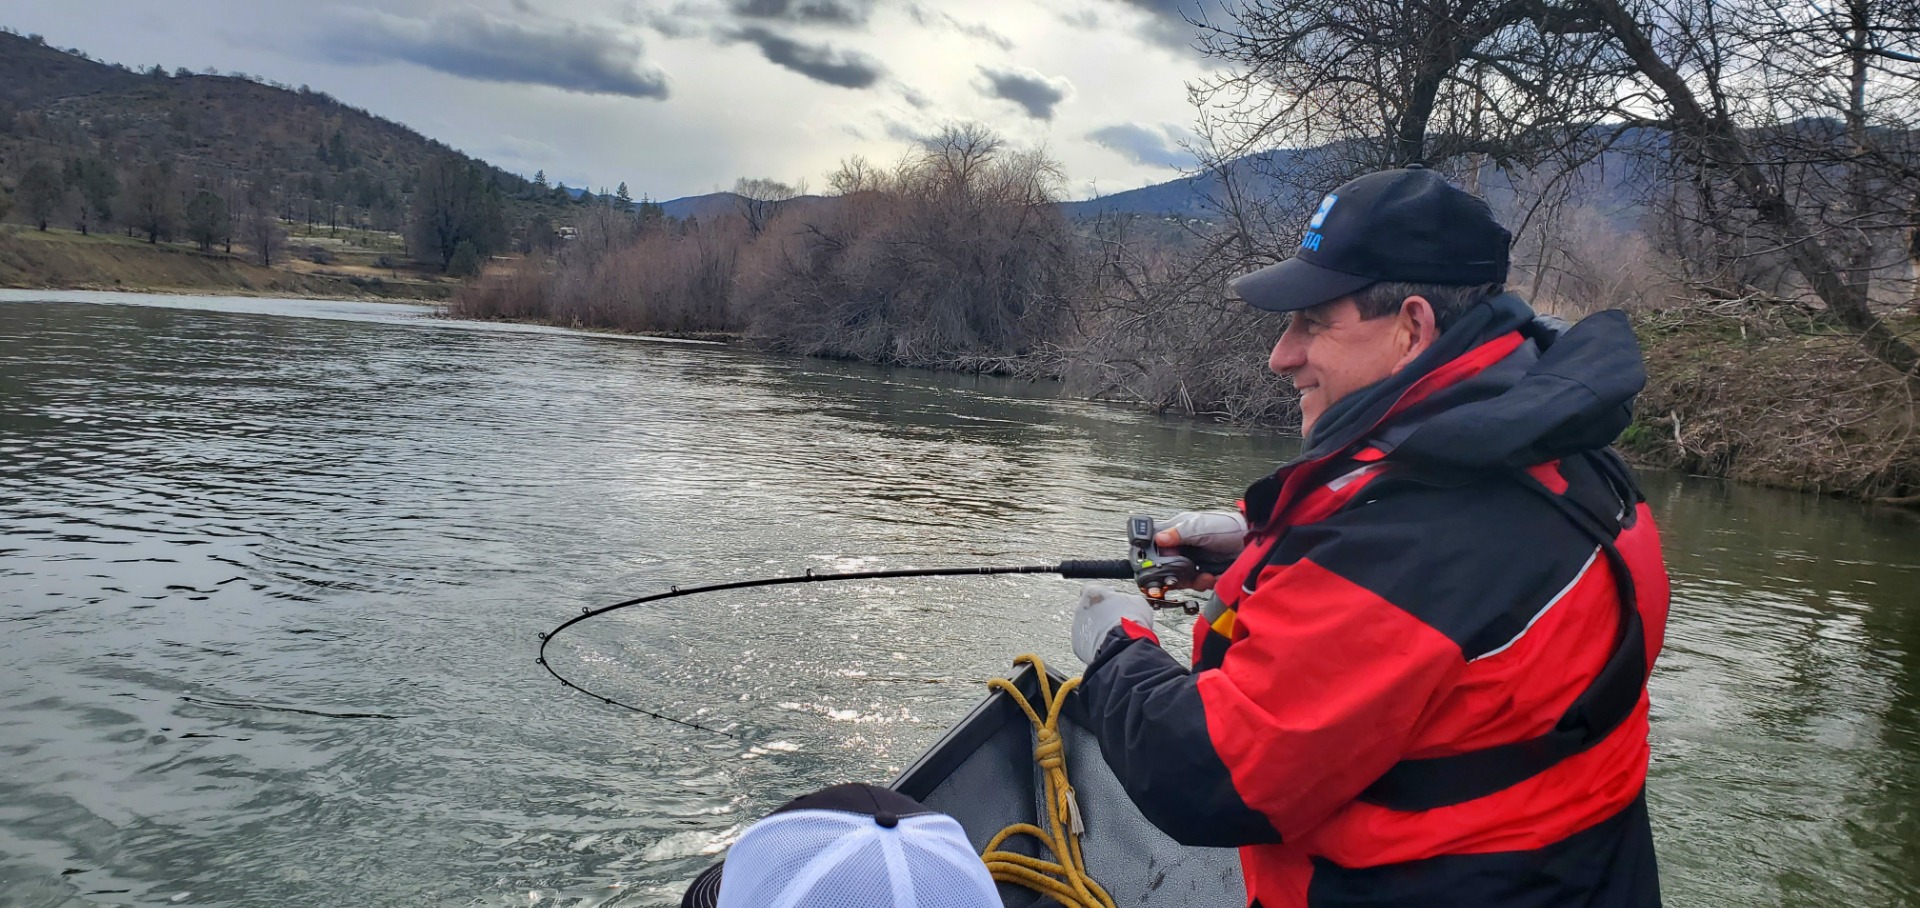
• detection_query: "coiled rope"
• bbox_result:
[979,655,1117,908]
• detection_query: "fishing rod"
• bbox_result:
[538,516,1231,736]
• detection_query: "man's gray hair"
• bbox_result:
[1354,282,1504,334]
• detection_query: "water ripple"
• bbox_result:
[2,296,1919,906]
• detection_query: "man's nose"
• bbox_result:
[1269,326,1305,376]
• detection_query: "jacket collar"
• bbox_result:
[1245,295,1645,529]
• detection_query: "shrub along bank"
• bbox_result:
[450,136,1917,507]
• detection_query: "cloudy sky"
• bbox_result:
[0,0,1224,201]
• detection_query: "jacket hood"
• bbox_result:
[1302,293,1646,471]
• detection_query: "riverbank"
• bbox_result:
[447,294,1920,506]
[0,225,455,301]
[1622,305,1920,506]
[12,267,1915,505]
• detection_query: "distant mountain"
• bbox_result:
[1060,148,1334,220]
[658,192,745,222]
[1060,135,1665,229]
[654,191,844,223]
[0,30,565,233]
[1061,177,1214,220]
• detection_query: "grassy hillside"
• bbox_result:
[0,225,455,300]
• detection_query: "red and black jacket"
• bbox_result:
[1078,294,1670,908]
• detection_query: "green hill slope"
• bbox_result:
[0,29,564,236]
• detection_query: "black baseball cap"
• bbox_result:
[1228,165,1512,313]
[680,783,960,908]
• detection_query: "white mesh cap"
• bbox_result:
[682,783,1001,908]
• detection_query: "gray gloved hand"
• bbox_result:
[1151,510,1248,592]
[1153,509,1249,555]
[1072,583,1155,664]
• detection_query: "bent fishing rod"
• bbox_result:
[536,561,1130,736]
[538,516,1228,736]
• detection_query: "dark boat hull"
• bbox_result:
[892,662,1245,907]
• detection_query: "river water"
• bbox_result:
[1,291,1916,908]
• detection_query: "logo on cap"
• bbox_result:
[1301,193,1339,251]
[1309,193,1338,230]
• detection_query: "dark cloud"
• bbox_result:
[319,10,669,99]
[1057,9,1105,30]
[975,66,1071,121]
[1089,123,1195,168]
[1099,0,1211,50]
[730,0,874,26]
[882,116,931,144]
[632,3,708,39]
[730,25,884,89]
[898,85,933,109]
[906,4,1014,50]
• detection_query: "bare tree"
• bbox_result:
[408,155,508,271]
[1192,0,1626,179]
[1575,0,1920,385]
[1910,193,1920,312]
[733,124,1077,368]
[733,177,801,235]
[1194,0,1920,386]
[245,198,284,266]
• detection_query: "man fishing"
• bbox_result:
[1070,165,1669,907]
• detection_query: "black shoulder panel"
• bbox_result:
[1261,471,1600,659]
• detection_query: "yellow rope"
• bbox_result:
[979,655,1117,908]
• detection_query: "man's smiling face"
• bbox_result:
[1267,296,1418,438]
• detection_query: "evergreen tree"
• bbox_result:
[63,157,119,235]
[446,239,482,277]
[533,169,548,190]
[184,190,231,252]
[616,182,632,205]
[18,161,66,231]
[327,130,352,170]
[523,213,557,253]
[636,199,665,229]
[128,161,180,243]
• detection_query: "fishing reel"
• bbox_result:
[1128,514,1235,614]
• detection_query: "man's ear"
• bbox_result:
[1393,296,1439,371]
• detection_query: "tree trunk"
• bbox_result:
[1395,69,1444,165]
[1841,0,1875,302]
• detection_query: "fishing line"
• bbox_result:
[538,560,1132,738]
